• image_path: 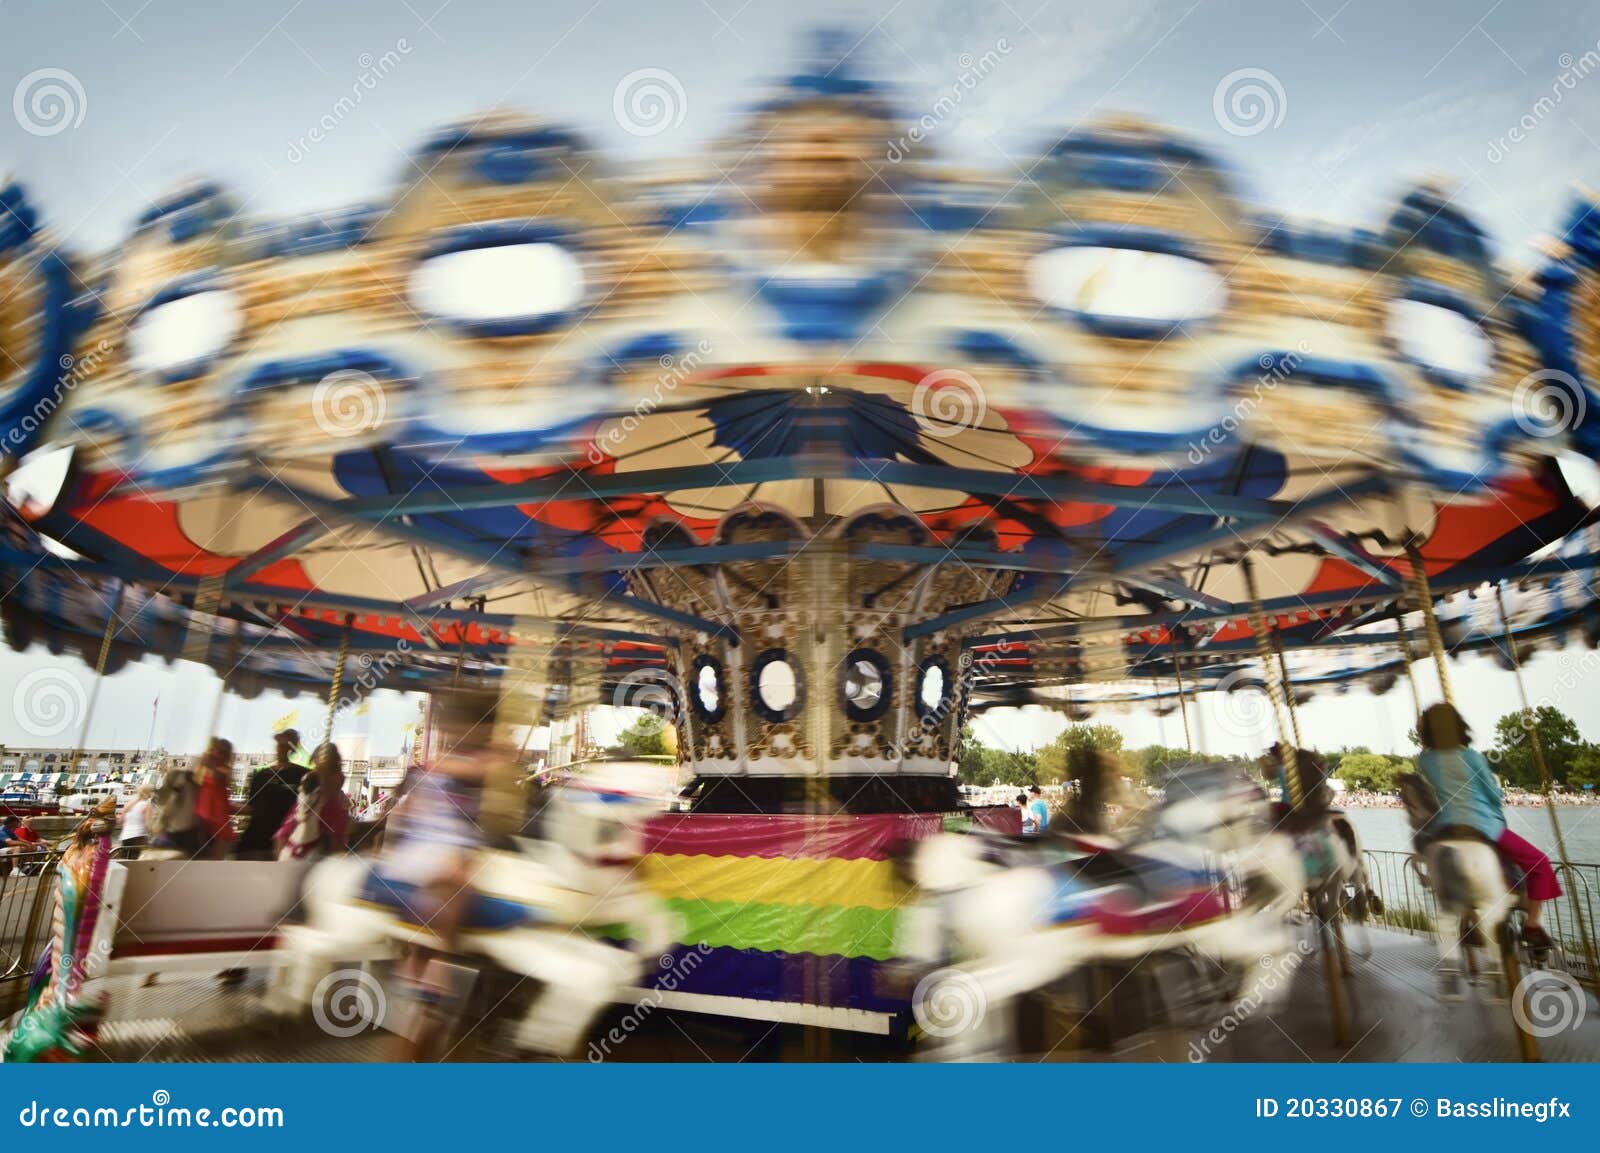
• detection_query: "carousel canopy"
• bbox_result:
[1,41,1598,765]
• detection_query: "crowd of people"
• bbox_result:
[0,814,45,854]
[118,727,353,863]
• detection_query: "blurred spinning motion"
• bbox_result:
[0,31,1598,1061]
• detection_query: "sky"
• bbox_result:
[2,0,1600,755]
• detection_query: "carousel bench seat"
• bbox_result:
[87,859,386,979]
[87,859,306,977]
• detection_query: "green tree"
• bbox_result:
[611,715,669,758]
[1491,706,1583,788]
[1335,752,1400,792]
[956,726,991,785]
[1324,745,1371,777]
[1567,744,1600,792]
[1130,744,1215,786]
[1036,723,1125,784]
[993,748,1040,788]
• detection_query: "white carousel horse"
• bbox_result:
[1397,773,1519,999]
[1415,837,1519,998]
[279,782,675,1057]
[899,764,1305,1058]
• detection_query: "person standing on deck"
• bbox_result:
[236,728,305,860]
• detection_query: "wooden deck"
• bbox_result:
[20,926,1593,1063]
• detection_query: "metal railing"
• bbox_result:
[0,851,61,1016]
[1362,848,1599,975]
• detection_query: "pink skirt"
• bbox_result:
[1497,828,1563,901]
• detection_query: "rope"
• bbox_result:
[1493,586,1600,991]
[323,613,354,742]
[1242,556,1301,806]
[1405,543,1453,707]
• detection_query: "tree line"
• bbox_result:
[957,704,1600,793]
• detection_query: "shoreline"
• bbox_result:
[1336,793,1598,809]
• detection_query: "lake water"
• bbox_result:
[1344,805,1600,862]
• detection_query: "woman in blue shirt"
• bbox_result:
[1416,703,1561,948]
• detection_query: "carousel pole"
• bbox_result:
[1392,605,1424,726]
[1171,652,1194,756]
[203,618,245,741]
[68,582,124,773]
[1404,544,1452,706]
[323,613,355,745]
[1493,586,1600,994]
[1244,555,1350,1045]
[1241,557,1301,806]
[1270,628,1304,750]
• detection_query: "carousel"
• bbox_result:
[2,38,1600,1056]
